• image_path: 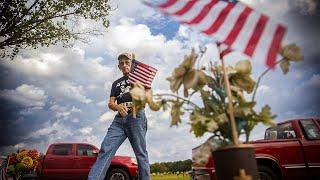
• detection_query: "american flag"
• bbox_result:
[144,0,287,68]
[0,156,8,180]
[217,42,232,59]
[129,60,158,89]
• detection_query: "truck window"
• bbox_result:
[77,145,95,156]
[300,120,320,140]
[52,144,72,155]
[265,122,296,140]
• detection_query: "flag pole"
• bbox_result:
[220,57,239,145]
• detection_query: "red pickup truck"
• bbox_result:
[190,118,320,180]
[35,143,138,180]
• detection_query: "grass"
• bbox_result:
[151,174,190,180]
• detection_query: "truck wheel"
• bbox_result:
[106,168,130,180]
[258,165,279,180]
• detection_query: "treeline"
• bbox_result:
[150,159,192,173]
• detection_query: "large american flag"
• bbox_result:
[129,60,158,89]
[144,0,287,68]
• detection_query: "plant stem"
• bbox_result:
[154,93,201,110]
[221,58,239,145]
[251,59,284,102]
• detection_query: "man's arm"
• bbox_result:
[108,97,128,117]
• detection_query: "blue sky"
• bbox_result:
[0,0,319,163]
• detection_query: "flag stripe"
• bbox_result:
[129,76,152,88]
[244,14,268,56]
[166,0,212,23]
[231,10,261,53]
[203,3,236,35]
[129,73,152,84]
[217,42,232,58]
[134,60,158,72]
[131,70,153,83]
[159,0,178,9]
[252,20,279,66]
[160,0,187,14]
[136,66,156,77]
[223,6,252,45]
[138,62,158,73]
[172,0,197,16]
[212,3,246,41]
[136,64,157,75]
[135,68,155,79]
[129,60,157,89]
[191,2,228,31]
[147,0,288,68]
[184,0,218,24]
[1,168,7,180]
[266,25,286,68]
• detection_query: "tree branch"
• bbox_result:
[154,93,201,110]
[2,0,40,36]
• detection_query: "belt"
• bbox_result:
[119,102,133,114]
[119,102,133,108]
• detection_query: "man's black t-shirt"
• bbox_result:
[110,75,132,104]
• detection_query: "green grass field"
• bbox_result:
[151,174,190,180]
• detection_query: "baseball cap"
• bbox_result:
[117,52,135,61]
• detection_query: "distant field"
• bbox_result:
[151,174,190,180]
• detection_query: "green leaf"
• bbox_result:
[258,105,276,126]
[199,90,220,116]
[191,121,207,137]
[167,76,183,93]
[231,74,256,93]
[280,59,290,74]
[183,69,198,90]
[170,100,184,126]
[207,120,218,132]
[181,48,198,70]
[280,44,304,62]
[235,60,252,74]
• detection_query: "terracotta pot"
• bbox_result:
[212,144,258,180]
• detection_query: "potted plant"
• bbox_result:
[6,149,40,180]
[130,44,303,180]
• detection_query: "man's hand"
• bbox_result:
[116,104,128,117]
[108,97,128,117]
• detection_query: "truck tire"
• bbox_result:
[106,168,130,180]
[258,165,279,180]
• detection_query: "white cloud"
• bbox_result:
[304,74,320,87]
[99,111,117,122]
[103,17,183,61]
[56,81,92,104]
[72,118,80,123]
[71,106,82,113]
[56,111,71,119]
[295,0,318,14]
[1,0,318,164]
[257,85,271,94]
[0,84,47,108]
[109,0,163,25]
[96,100,106,107]
[80,127,93,135]
[29,128,57,138]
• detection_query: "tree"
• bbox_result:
[0,0,112,58]
[150,159,192,173]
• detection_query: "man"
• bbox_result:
[88,53,150,180]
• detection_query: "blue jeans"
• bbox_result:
[88,109,150,180]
